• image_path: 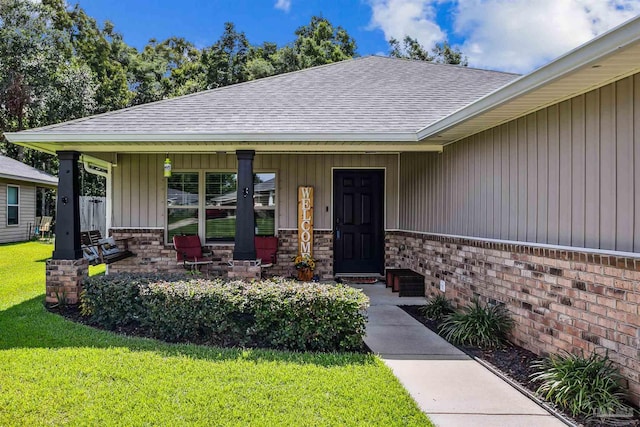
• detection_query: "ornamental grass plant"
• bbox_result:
[438,297,514,348]
[418,294,454,321]
[530,350,634,420]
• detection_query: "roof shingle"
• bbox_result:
[0,155,58,186]
[23,56,517,136]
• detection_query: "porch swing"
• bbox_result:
[79,161,134,265]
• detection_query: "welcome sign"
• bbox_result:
[298,186,314,257]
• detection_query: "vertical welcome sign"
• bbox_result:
[298,186,314,257]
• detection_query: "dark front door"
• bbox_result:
[333,169,384,274]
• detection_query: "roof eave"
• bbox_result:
[0,173,58,187]
[416,15,640,142]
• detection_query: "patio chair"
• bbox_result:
[173,235,213,274]
[39,216,53,239]
[255,236,278,278]
[255,236,278,268]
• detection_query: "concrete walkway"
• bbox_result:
[352,283,566,427]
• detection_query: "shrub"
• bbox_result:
[419,294,454,320]
[530,350,633,419]
[81,275,369,352]
[81,273,186,329]
[438,297,513,348]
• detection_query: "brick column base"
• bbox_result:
[227,260,261,281]
[46,259,88,305]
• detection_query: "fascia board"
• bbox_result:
[416,15,640,141]
[0,173,58,186]
[5,131,419,143]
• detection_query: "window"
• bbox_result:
[254,173,276,236]
[205,172,237,242]
[167,171,276,244]
[7,185,19,226]
[167,173,199,242]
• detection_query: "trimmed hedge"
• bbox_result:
[81,275,369,352]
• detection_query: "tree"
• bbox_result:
[243,16,358,79]
[129,37,205,104]
[293,16,357,69]
[389,36,468,66]
[0,0,98,192]
[389,36,433,61]
[202,22,250,89]
[244,42,277,80]
[61,5,133,112]
[0,0,65,135]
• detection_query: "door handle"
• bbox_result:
[335,217,341,240]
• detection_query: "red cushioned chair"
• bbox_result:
[173,235,213,274]
[255,236,278,268]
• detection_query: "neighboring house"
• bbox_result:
[0,155,58,244]
[6,16,640,403]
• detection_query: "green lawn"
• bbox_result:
[0,241,432,426]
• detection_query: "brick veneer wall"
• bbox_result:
[386,231,640,405]
[107,228,334,280]
[108,229,233,276]
[267,230,334,280]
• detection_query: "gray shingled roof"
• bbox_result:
[22,56,517,136]
[0,155,58,186]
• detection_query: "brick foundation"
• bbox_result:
[386,231,640,405]
[228,260,261,280]
[45,258,88,305]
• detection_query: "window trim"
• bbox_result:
[166,170,278,245]
[7,184,19,227]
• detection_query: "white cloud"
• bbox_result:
[366,0,447,51]
[454,0,640,73]
[365,0,640,72]
[275,0,292,12]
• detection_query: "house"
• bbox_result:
[0,155,58,244]
[6,16,640,404]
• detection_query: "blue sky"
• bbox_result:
[79,1,388,55]
[78,0,640,73]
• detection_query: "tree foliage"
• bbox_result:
[1,4,360,196]
[389,36,468,66]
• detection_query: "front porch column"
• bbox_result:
[53,151,82,260]
[48,151,86,305]
[233,150,256,261]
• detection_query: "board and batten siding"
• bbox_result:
[400,72,640,253]
[112,153,399,231]
[0,179,37,244]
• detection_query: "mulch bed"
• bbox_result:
[399,305,639,427]
[48,303,158,340]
